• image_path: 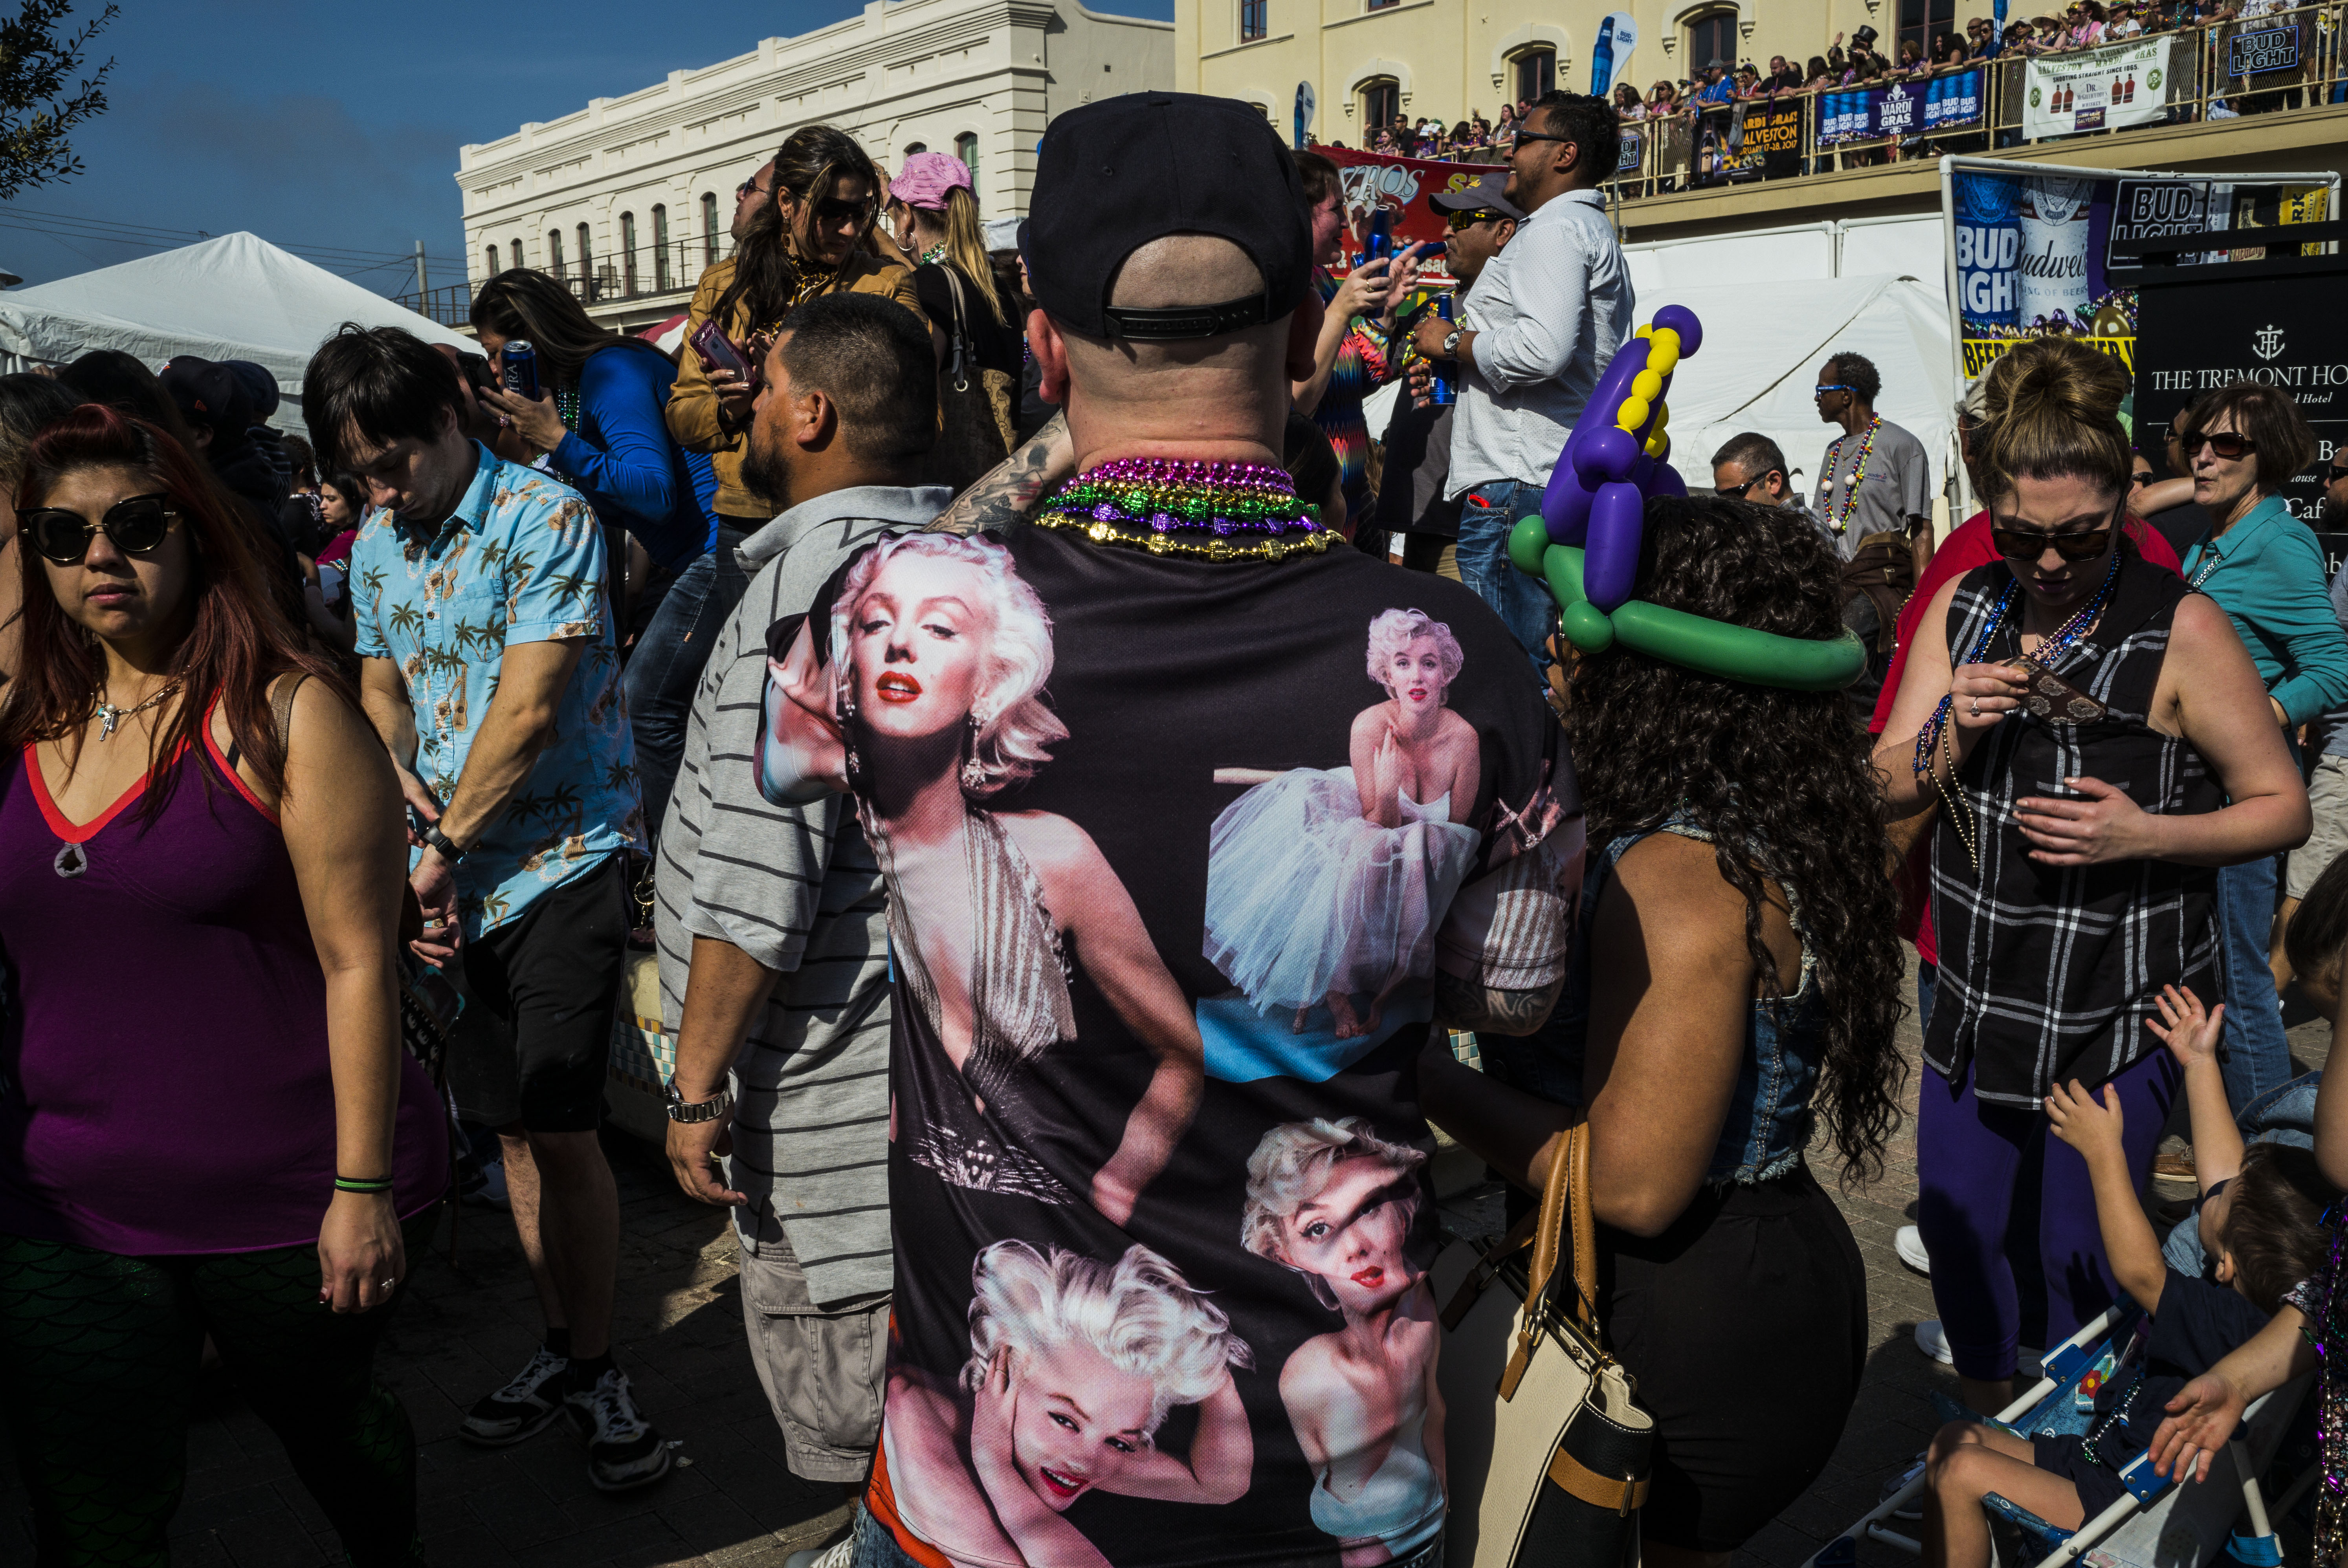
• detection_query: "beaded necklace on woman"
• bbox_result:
[1910,546,2124,870]
[1032,457,1336,564]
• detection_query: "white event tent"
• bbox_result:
[0,232,474,439]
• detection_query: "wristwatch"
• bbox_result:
[422,826,468,863]
[1441,328,1464,357]
[666,1084,736,1124]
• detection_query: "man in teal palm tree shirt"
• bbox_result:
[312,324,670,1498]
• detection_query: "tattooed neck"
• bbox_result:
[927,412,1071,537]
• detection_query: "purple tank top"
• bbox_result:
[0,720,447,1254]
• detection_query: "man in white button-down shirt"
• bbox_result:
[1412,90,1633,674]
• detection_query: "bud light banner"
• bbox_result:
[1815,68,1984,145]
[2022,34,2168,137]
[1946,158,2326,378]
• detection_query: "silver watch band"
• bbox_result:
[665,1086,735,1124]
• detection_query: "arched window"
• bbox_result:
[652,203,671,292]
[1360,77,1400,126]
[485,243,500,276]
[548,229,565,274]
[905,140,928,158]
[1511,46,1557,101]
[510,236,524,270]
[1899,0,1954,68]
[620,211,638,296]
[1685,10,1738,73]
[576,222,594,299]
[701,192,719,262]
[955,132,980,203]
[1240,0,1267,41]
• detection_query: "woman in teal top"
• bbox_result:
[2177,381,2344,1114]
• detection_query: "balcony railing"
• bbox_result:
[1602,2,2344,200]
[512,237,740,311]
[397,282,474,329]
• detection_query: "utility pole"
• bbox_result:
[413,240,429,311]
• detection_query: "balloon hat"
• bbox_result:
[1505,305,1866,692]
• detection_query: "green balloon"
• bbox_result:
[1609,601,1867,690]
[1508,515,1550,578]
[1542,543,1587,605]
[1561,599,1614,652]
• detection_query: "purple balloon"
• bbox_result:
[1652,305,1703,357]
[1543,336,1653,539]
[1651,462,1689,499]
[1574,425,1640,485]
[1542,447,1596,544]
[1583,480,1645,613]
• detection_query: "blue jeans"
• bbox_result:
[2216,852,2294,1115]
[1455,479,1557,679]
[623,526,751,845]
[1917,961,1937,1035]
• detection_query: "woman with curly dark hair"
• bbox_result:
[1422,493,1905,1566]
[1874,338,2306,1416]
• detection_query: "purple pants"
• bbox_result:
[1916,1050,2179,1382]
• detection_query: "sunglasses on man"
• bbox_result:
[1718,471,1784,499]
[2328,460,2348,483]
[736,176,770,200]
[1814,383,1853,397]
[23,493,179,566]
[1444,208,1508,231]
[2179,430,2257,461]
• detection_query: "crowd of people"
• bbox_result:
[3,82,2348,1568]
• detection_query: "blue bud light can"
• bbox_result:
[1429,293,1457,406]
[501,340,540,401]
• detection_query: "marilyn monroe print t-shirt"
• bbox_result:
[761,526,1580,1568]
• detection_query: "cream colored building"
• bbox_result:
[456,0,1173,330]
[1177,0,1859,141]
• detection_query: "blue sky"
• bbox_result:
[3,0,1163,296]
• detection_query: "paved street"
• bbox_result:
[2,954,2329,1567]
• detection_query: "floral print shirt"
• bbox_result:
[351,443,641,935]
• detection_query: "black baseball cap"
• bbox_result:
[1428,170,1527,222]
[1025,93,1312,342]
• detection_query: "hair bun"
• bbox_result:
[1978,339,2132,498]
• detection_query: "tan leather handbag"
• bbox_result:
[1433,1118,1652,1568]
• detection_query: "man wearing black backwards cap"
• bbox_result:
[756,92,1581,1568]
[1409,90,1632,676]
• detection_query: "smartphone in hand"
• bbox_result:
[692,320,760,390]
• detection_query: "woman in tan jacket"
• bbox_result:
[666,124,926,527]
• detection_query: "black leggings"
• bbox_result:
[1600,1164,1868,1552]
[0,1218,437,1568]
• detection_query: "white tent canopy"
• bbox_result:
[0,232,473,438]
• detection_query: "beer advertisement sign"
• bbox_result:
[2022,35,2167,136]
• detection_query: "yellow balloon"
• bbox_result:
[1617,395,1651,431]
[1645,429,1669,458]
[1653,400,1669,429]
[1634,324,1654,339]
[1649,344,1680,377]
[1651,328,1680,354]
[1631,369,1664,403]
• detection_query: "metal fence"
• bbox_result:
[1607,1,2345,200]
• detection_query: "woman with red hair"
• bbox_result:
[0,404,446,1564]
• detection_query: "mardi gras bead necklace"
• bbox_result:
[1825,417,1882,537]
[2315,1203,2348,1563]
[1033,457,1335,563]
[1910,548,2121,870]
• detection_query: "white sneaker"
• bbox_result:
[1915,1319,1955,1366]
[1897,1224,1932,1276]
[785,1531,857,1568]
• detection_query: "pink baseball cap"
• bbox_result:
[889,152,974,211]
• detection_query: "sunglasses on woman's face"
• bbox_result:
[2130,469,2155,485]
[1992,515,2118,561]
[22,493,178,566]
[811,196,869,227]
[2180,430,2257,461]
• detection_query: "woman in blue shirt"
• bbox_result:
[2176,381,2344,1113]
[471,270,727,850]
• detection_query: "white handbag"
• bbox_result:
[1433,1117,1652,1568]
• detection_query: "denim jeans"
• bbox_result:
[624,526,751,845]
[1454,479,1557,679]
[2216,852,2295,1115]
[1917,960,1937,1035]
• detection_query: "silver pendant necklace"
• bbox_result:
[91,680,178,740]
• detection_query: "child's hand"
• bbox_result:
[2045,1078,2126,1160]
[2148,984,2226,1071]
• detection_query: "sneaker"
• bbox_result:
[461,1346,571,1445]
[1915,1319,1955,1366]
[566,1365,673,1491]
[1896,1224,1932,1276]
[785,1531,857,1568]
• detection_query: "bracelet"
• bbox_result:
[334,1175,395,1194]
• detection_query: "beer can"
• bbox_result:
[1429,293,1457,406]
[501,340,541,401]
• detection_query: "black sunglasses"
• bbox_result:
[2330,461,2348,482]
[736,177,770,200]
[23,493,178,566]
[1991,504,2120,562]
[1511,130,1575,148]
[1718,471,1782,499]
[2130,469,2155,485]
[812,195,871,226]
[2180,430,2258,461]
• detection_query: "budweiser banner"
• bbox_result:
[2021,35,2168,137]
